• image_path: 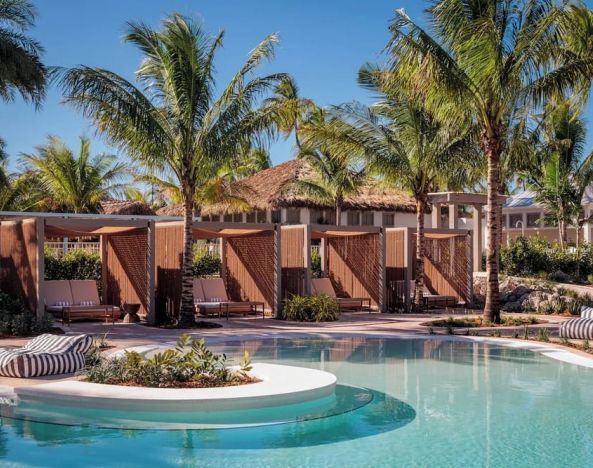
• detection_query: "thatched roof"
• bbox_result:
[156,204,201,217]
[200,159,416,215]
[100,200,155,216]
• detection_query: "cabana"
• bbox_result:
[385,227,473,311]
[281,224,385,311]
[0,212,157,321]
[154,221,281,322]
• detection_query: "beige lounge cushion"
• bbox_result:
[201,278,229,302]
[311,278,337,297]
[43,280,73,307]
[70,280,101,305]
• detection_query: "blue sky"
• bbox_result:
[2,0,593,172]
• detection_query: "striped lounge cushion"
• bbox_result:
[559,318,593,340]
[581,306,593,319]
[0,334,93,378]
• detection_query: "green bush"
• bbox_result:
[0,291,53,336]
[44,248,101,281]
[192,244,221,277]
[311,247,322,279]
[283,294,339,322]
[84,334,254,388]
[500,236,593,283]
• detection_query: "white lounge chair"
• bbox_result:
[311,278,371,311]
[0,334,93,377]
[198,278,265,318]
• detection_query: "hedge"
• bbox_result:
[0,292,53,336]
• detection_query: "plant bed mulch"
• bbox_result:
[97,376,262,389]
[422,315,546,329]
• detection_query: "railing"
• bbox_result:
[45,241,100,257]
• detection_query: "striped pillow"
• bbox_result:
[581,306,593,319]
[0,348,86,377]
[78,300,97,306]
[559,318,593,340]
[24,334,93,354]
[54,301,71,307]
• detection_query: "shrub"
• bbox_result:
[283,294,339,322]
[44,248,101,282]
[83,334,254,388]
[192,245,221,277]
[311,247,322,279]
[0,292,53,336]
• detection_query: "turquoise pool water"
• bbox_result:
[1,336,593,467]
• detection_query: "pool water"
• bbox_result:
[2,336,593,467]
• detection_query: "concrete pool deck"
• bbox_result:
[0,312,582,388]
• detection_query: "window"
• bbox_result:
[362,212,375,226]
[286,208,301,224]
[223,214,233,223]
[271,210,281,223]
[201,215,210,222]
[382,213,395,227]
[509,213,523,229]
[210,215,220,222]
[310,209,324,224]
[526,212,541,228]
[325,210,336,225]
[347,211,360,226]
[257,211,268,223]
[232,213,243,223]
[246,212,256,223]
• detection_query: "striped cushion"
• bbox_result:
[23,334,93,354]
[559,318,593,340]
[581,306,593,319]
[0,348,86,378]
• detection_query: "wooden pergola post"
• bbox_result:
[35,218,45,319]
[404,227,413,313]
[146,220,156,325]
[472,205,483,272]
[303,224,312,295]
[274,224,282,317]
[379,228,387,312]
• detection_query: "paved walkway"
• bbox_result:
[0,312,573,388]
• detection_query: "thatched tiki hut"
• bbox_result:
[281,224,386,311]
[199,159,418,227]
[385,227,473,311]
[154,221,281,323]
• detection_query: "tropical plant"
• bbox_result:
[0,0,46,105]
[283,107,366,226]
[84,333,255,388]
[385,1,593,322]
[528,102,593,249]
[59,14,287,326]
[263,75,314,149]
[283,294,339,322]
[21,136,127,213]
[0,291,53,337]
[299,71,480,309]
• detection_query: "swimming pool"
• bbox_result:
[1,336,593,467]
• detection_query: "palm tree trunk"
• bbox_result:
[414,198,426,312]
[335,203,341,226]
[178,187,196,327]
[483,130,501,323]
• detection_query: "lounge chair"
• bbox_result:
[0,334,93,377]
[44,280,119,324]
[193,278,225,317]
[311,278,371,311]
[409,281,457,309]
[200,278,265,319]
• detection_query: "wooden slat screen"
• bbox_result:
[155,223,183,321]
[105,228,149,314]
[385,229,406,309]
[225,231,276,309]
[280,226,307,298]
[0,219,39,311]
[327,234,381,307]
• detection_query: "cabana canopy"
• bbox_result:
[281,224,385,311]
[154,221,281,322]
[385,227,473,311]
[0,212,158,320]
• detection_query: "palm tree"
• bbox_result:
[263,76,313,149]
[385,1,593,322]
[528,102,593,248]
[59,14,286,326]
[21,135,127,213]
[300,70,480,310]
[283,108,366,226]
[0,0,46,105]
[0,171,44,211]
